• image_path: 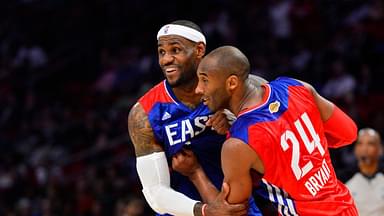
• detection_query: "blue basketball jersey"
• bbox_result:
[139,80,261,216]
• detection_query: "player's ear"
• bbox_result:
[226,75,239,92]
[195,42,206,59]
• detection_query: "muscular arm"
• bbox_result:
[300,81,334,122]
[221,138,264,204]
[172,149,249,216]
[128,103,200,216]
[174,109,236,202]
[172,149,220,203]
[189,167,220,203]
[301,81,357,148]
[128,102,163,156]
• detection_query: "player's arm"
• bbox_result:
[172,149,219,203]
[301,81,357,148]
[128,102,200,216]
[206,109,235,134]
[220,137,263,204]
[172,149,249,216]
[128,103,163,157]
[220,137,277,215]
[173,110,236,202]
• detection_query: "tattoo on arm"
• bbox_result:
[128,103,163,157]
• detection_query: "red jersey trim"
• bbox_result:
[138,80,176,114]
[238,84,271,117]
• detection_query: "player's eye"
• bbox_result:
[202,78,208,84]
[172,47,181,54]
[158,49,165,56]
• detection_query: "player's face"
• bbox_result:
[158,35,200,87]
[196,60,230,112]
[354,131,382,165]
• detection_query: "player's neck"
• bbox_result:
[172,79,201,109]
[359,161,379,177]
[232,82,264,116]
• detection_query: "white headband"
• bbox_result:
[157,24,206,45]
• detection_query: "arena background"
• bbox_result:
[0,0,383,215]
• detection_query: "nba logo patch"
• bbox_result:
[269,101,280,113]
[164,25,170,34]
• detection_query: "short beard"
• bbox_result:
[167,68,197,88]
[167,76,186,87]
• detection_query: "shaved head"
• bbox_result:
[200,46,250,80]
[196,46,255,113]
[355,127,382,172]
[358,128,382,146]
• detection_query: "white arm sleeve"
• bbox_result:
[136,152,199,216]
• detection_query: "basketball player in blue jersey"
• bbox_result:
[128,20,263,216]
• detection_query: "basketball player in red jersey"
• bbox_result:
[194,46,358,216]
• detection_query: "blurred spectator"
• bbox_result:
[12,42,47,69]
[321,59,356,108]
[356,63,372,95]
[346,128,384,216]
[269,0,292,40]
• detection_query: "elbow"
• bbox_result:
[142,187,166,214]
[338,118,358,147]
[348,121,358,143]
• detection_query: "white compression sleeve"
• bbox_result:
[136,152,199,216]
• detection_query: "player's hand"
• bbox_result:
[206,109,236,135]
[172,148,202,178]
[205,182,248,216]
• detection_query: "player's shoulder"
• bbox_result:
[270,76,303,86]
[271,77,315,100]
[138,80,174,113]
[229,114,268,144]
[374,172,384,182]
[231,115,258,131]
[139,80,166,101]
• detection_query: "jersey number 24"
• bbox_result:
[280,112,325,180]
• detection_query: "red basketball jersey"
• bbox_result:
[229,77,357,216]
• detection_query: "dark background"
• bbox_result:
[0,0,383,215]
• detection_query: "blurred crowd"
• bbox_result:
[0,0,383,215]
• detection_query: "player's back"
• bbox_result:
[230,77,356,216]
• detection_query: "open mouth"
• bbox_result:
[359,156,371,164]
[201,97,208,105]
[165,67,178,74]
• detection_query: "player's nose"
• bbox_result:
[160,53,175,66]
[195,82,203,94]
